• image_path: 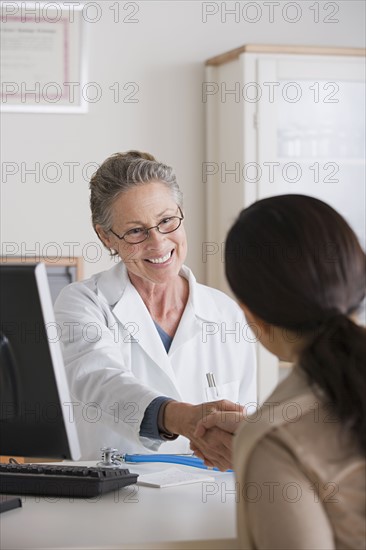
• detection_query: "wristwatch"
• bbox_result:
[157,400,179,441]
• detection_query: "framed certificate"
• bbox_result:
[0,2,88,113]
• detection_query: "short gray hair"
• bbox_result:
[90,151,183,250]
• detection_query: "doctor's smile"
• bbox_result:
[144,250,174,265]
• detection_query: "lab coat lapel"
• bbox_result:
[168,300,201,356]
[97,262,173,374]
[112,280,173,375]
[169,265,221,356]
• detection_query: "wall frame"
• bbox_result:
[0,1,88,113]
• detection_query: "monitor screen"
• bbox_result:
[0,263,80,460]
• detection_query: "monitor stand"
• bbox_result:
[0,494,22,514]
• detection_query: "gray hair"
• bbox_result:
[90,151,183,249]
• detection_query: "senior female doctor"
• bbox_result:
[54,151,256,464]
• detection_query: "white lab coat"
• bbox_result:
[54,262,256,459]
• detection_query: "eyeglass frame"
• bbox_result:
[109,206,184,244]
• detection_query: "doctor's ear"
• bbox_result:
[95,224,113,249]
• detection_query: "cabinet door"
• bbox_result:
[255,55,365,250]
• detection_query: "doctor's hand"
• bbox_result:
[163,400,243,472]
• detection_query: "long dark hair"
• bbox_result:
[225,195,366,453]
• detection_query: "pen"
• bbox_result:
[206,372,220,401]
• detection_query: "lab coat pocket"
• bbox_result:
[216,379,240,403]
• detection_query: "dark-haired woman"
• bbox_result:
[195,195,365,549]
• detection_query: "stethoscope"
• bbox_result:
[97,374,232,471]
[97,447,232,472]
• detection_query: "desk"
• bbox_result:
[0,462,239,550]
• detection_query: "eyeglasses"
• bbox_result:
[109,207,184,244]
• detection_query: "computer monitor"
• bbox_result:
[0,263,80,460]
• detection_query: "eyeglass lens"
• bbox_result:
[124,216,182,243]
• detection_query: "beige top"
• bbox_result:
[234,368,365,549]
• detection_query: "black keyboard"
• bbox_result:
[0,463,138,498]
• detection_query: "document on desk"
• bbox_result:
[137,467,215,488]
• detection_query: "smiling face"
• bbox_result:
[97,181,187,286]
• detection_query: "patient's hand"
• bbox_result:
[190,410,245,470]
[195,409,245,437]
[164,400,243,471]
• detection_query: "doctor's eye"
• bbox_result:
[160,217,174,225]
[127,227,145,236]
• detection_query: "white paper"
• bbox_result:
[1,22,66,85]
[137,467,215,488]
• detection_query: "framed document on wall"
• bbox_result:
[0,2,88,113]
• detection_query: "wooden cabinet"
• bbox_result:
[204,45,365,402]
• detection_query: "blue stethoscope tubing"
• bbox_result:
[123,453,233,472]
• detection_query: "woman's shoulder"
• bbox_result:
[245,400,366,548]
[235,368,363,473]
[267,395,364,477]
[236,369,364,483]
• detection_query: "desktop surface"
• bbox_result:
[0,461,238,550]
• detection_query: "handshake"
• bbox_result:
[163,400,246,471]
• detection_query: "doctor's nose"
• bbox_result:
[146,227,167,244]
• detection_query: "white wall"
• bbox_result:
[2,0,365,281]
